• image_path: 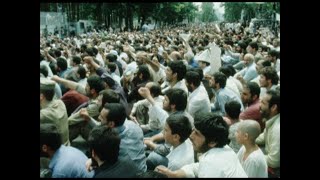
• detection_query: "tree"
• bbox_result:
[223,2,247,22]
[40,3,198,30]
[201,2,218,22]
[223,2,279,23]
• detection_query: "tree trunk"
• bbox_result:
[76,3,80,21]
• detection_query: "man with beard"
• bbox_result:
[85,103,147,173]
[256,90,280,178]
[184,70,211,118]
[239,82,264,131]
[88,125,140,178]
[155,112,247,177]
[259,67,279,98]
[40,123,94,178]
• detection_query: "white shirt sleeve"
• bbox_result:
[181,163,199,178]
[149,104,168,128]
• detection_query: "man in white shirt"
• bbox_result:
[155,112,247,177]
[138,88,193,170]
[161,61,188,94]
[185,70,211,118]
[163,114,194,171]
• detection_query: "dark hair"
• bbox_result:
[225,100,241,119]
[137,65,151,81]
[166,114,192,143]
[165,89,187,111]
[88,126,120,164]
[80,44,87,52]
[185,71,201,87]
[99,89,120,107]
[106,53,117,62]
[167,61,187,81]
[225,64,236,76]
[87,75,105,94]
[149,83,161,97]
[85,47,96,56]
[248,41,258,50]
[213,72,227,88]
[40,123,62,151]
[219,66,232,77]
[245,82,260,98]
[191,67,204,81]
[40,65,48,77]
[56,57,68,71]
[108,63,117,73]
[194,112,229,148]
[49,62,57,75]
[103,103,126,126]
[40,87,55,101]
[72,56,81,65]
[261,60,271,67]
[77,66,87,79]
[237,41,247,51]
[261,67,279,85]
[268,49,279,59]
[54,49,61,58]
[92,47,98,56]
[266,89,280,113]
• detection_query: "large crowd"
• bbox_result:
[40,21,280,178]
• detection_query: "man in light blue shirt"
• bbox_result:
[97,103,147,172]
[235,53,258,83]
[210,72,243,116]
[40,123,94,178]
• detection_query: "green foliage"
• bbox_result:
[40,3,198,28]
[201,2,218,22]
[224,2,247,22]
[223,2,279,22]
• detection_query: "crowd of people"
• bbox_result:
[40,20,280,178]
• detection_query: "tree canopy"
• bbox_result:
[223,2,280,22]
[40,3,198,29]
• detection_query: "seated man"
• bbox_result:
[40,123,94,178]
[155,112,247,177]
[88,125,140,178]
[163,114,194,171]
[86,103,147,172]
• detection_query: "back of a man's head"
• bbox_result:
[225,100,241,120]
[185,70,201,88]
[194,112,229,148]
[88,125,120,165]
[103,103,127,127]
[40,123,62,151]
[165,89,187,112]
